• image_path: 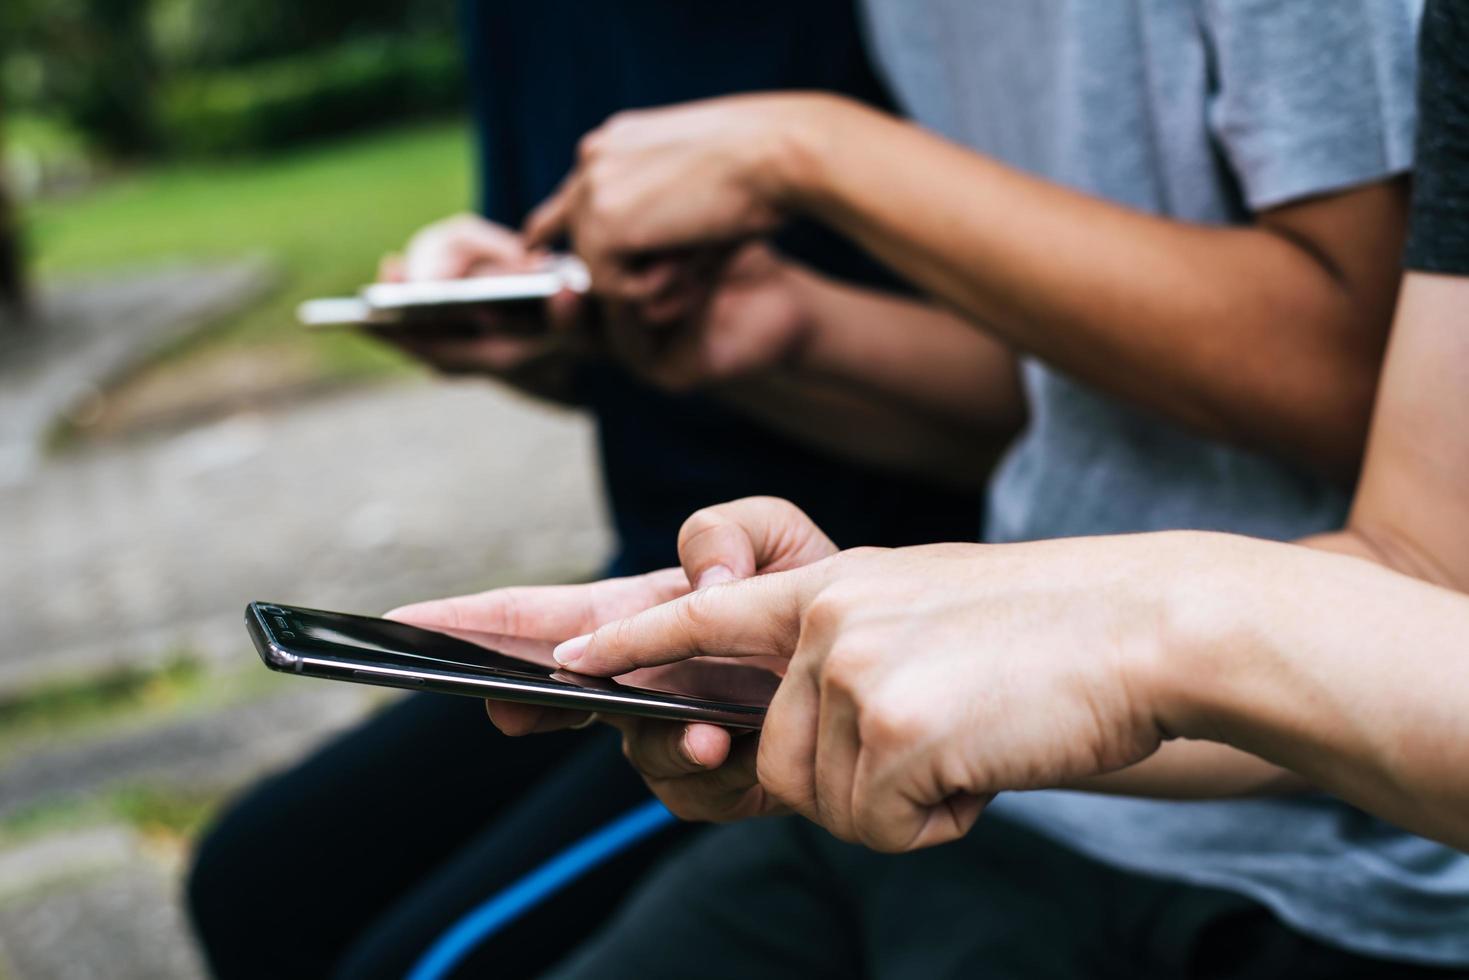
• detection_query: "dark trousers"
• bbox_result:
[189,689,1466,979]
[187,692,694,978]
[551,811,1467,980]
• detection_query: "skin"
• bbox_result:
[525,93,1408,479]
[1328,273,1469,589]
[376,212,1010,485]
[544,522,1469,854]
[389,497,837,822]
[400,498,1302,827]
[394,275,1469,853]
[372,213,590,405]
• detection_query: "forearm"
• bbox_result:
[1093,280,1469,815]
[781,264,1026,436]
[1334,274,1469,592]
[717,370,1002,489]
[1160,534,1469,851]
[1070,740,1306,799]
[778,99,1400,478]
[714,262,1023,486]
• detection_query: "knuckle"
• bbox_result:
[836,545,888,566]
[759,495,806,520]
[600,614,641,655]
[815,808,859,845]
[585,189,620,229]
[430,597,466,632]
[576,131,602,163]
[586,157,618,189]
[801,588,850,638]
[603,109,638,132]
[754,747,804,811]
[858,689,927,751]
[678,506,727,549]
[674,587,719,639]
[856,824,909,855]
[490,588,525,637]
[817,638,880,699]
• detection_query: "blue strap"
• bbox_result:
[406,799,676,980]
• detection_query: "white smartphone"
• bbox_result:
[297,255,590,329]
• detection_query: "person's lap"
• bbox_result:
[188,692,697,979]
[547,810,1460,980]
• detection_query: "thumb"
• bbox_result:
[678,497,837,591]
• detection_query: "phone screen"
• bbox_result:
[256,604,779,711]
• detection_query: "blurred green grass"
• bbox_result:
[0,784,224,847]
[25,120,474,381]
[0,657,208,757]
[0,655,286,766]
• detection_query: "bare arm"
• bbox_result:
[717,371,1008,491]
[1329,274,1469,589]
[1075,274,1469,806]
[714,262,1025,487]
[1157,536,1469,851]
[784,100,1406,480]
[606,243,1026,486]
[773,263,1025,435]
[530,95,1406,480]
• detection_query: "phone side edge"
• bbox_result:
[333,659,765,730]
[244,603,303,672]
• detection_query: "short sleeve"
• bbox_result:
[1404,0,1469,275]
[1198,0,1421,211]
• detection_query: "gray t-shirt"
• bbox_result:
[860,0,1469,967]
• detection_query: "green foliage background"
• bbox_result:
[2,0,461,159]
[28,121,474,380]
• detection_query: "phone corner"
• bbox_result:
[244,602,303,672]
[259,642,304,672]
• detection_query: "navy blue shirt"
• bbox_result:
[1405,0,1469,275]
[459,0,982,574]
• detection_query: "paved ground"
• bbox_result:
[0,260,277,489]
[1,378,611,693]
[0,679,393,980]
[0,268,614,978]
[0,829,206,980]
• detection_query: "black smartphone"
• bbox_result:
[246,602,772,729]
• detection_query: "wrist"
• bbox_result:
[1145,532,1273,745]
[775,262,830,371]
[762,93,868,213]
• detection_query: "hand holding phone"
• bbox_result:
[298,212,588,336]
[247,602,773,728]
[301,214,593,398]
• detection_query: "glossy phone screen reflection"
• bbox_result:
[270,604,780,710]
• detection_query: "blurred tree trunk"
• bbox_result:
[0,96,27,327]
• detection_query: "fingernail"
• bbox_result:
[554,633,592,666]
[681,728,708,768]
[696,564,735,590]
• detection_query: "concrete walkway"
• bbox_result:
[1,378,612,694]
[0,377,613,978]
[0,259,277,489]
